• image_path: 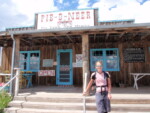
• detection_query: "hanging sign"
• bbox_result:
[37,9,94,29]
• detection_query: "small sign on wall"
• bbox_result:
[124,48,145,63]
[75,54,83,67]
[38,70,55,76]
[43,59,53,67]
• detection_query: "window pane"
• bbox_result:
[20,53,28,61]
[106,50,117,59]
[60,52,70,65]
[106,60,118,69]
[20,62,27,70]
[92,50,103,59]
[30,53,39,61]
[30,62,39,70]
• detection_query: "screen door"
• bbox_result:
[56,49,73,85]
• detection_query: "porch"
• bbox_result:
[18,86,150,99]
[1,23,150,96]
[5,86,150,113]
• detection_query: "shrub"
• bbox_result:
[0,91,12,113]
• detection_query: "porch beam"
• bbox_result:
[105,33,109,39]
[82,34,90,95]
[119,32,125,38]
[141,32,150,40]
[66,35,73,43]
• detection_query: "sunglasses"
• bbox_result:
[96,65,103,67]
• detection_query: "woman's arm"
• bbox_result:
[83,79,94,95]
[107,78,112,99]
[107,78,111,93]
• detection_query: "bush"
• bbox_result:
[0,91,12,113]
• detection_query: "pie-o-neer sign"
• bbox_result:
[37,9,94,29]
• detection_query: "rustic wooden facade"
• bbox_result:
[0,8,150,89]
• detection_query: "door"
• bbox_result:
[56,49,73,85]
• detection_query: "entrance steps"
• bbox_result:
[5,95,150,113]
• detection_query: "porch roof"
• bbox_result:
[0,22,150,47]
[8,22,150,36]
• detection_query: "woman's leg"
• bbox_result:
[95,92,104,113]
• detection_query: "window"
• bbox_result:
[19,51,40,72]
[0,47,2,66]
[90,48,120,71]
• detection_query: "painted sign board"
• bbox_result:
[38,70,55,76]
[37,9,94,29]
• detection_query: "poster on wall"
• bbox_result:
[76,54,83,67]
[43,59,53,67]
[124,48,145,62]
[37,9,94,29]
[38,70,55,76]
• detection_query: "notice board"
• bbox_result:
[124,48,145,63]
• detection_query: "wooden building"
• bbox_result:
[0,8,150,89]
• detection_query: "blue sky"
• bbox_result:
[0,0,150,31]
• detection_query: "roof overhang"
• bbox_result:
[8,23,150,37]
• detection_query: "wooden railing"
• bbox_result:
[0,68,20,96]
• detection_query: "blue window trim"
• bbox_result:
[19,50,40,72]
[90,48,120,72]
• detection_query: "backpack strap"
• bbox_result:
[91,71,109,86]
[103,71,109,86]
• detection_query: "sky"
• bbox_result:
[0,0,150,31]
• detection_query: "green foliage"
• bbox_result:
[0,91,12,113]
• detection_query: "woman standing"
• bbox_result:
[83,61,112,113]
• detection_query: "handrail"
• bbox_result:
[0,68,20,96]
[0,73,11,76]
[83,73,87,113]
[0,75,17,91]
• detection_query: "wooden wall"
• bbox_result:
[1,39,150,87]
[90,40,150,86]
[19,43,83,86]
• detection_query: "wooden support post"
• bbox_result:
[82,34,90,94]
[12,37,20,96]
[14,68,20,96]
[14,37,20,68]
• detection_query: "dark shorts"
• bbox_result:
[95,92,111,113]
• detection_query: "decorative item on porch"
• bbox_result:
[22,71,34,88]
[0,83,9,92]
[0,70,10,92]
[19,71,27,89]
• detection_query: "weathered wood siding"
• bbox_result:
[1,39,150,86]
[90,40,150,86]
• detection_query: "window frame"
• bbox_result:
[90,48,120,72]
[19,50,40,72]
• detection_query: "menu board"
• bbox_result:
[124,48,145,62]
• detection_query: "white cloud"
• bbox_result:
[91,0,150,23]
[78,0,90,9]
[58,0,63,4]
[11,0,58,26]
